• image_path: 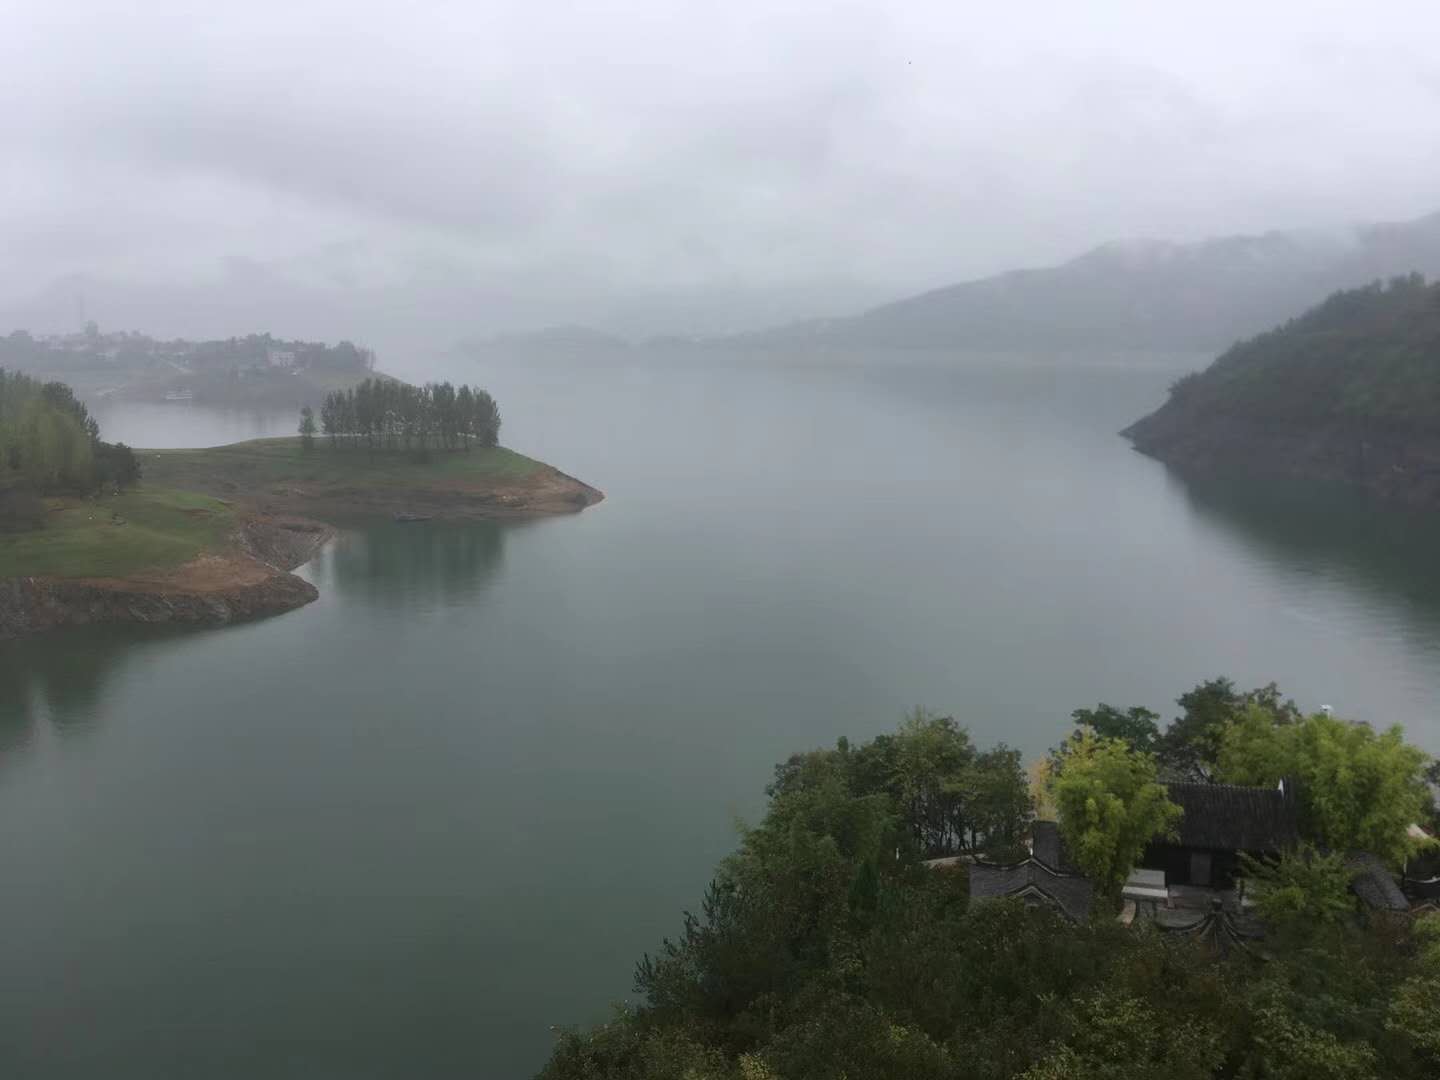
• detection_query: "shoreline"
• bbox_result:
[0,516,331,641]
[1123,409,1440,510]
[0,439,604,642]
[198,461,606,524]
[139,438,605,522]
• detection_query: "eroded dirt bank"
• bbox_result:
[0,517,332,642]
[2,442,607,641]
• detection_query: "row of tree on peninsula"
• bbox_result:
[302,378,501,454]
[542,677,1439,1079]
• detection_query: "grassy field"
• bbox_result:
[1,439,574,582]
[0,488,235,579]
[142,437,544,494]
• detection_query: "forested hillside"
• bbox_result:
[541,682,1439,1080]
[1153,275,1440,427]
[1124,275,1440,504]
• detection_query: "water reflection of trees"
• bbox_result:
[320,520,511,611]
[0,627,183,751]
[1172,469,1440,626]
[0,522,514,747]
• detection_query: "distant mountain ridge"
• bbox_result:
[454,210,1440,357]
[738,210,1440,352]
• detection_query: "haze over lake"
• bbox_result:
[5,352,1440,1078]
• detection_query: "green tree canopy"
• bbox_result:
[298,405,316,450]
[1155,677,1300,781]
[1147,274,1440,431]
[886,710,1030,858]
[543,690,1438,1080]
[1239,846,1357,936]
[1067,703,1161,755]
[318,378,500,453]
[1386,919,1440,1064]
[770,710,1031,859]
[1217,710,1431,865]
[1050,731,1182,900]
[1018,989,1224,1080]
[0,369,138,499]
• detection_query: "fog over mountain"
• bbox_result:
[5,1,1440,355]
[739,210,1440,352]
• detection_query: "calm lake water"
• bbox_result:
[6,354,1440,1077]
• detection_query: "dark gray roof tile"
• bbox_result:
[1164,781,1300,853]
[1030,820,1080,873]
[969,859,1093,922]
[1346,852,1409,913]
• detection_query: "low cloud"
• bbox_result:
[4,0,1440,346]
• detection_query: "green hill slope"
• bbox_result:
[1124,274,1440,505]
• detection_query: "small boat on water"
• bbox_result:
[393,511,433,523]
[162,389,194,402]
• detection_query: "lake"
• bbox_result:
[5,353,1440,1078]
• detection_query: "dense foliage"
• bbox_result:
[540,682,1438,1080]
[316,378,500,454]
[1239,847,1357,933]
[1049,730,1181,898]
[1217,709,1431,864]
[1065,703,1162,755]
[0,369,139,517]
[1154,679,1301,782]
[1068,678,1435,863]
[1161,274,1440,429]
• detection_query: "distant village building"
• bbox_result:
[267,349,298,368]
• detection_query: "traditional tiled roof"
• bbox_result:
[969,858,1093,922]
[1346,852,1409,913]
[1156,906,1266,957]
[1030,820,1081,873]
[1162,781,1300,853]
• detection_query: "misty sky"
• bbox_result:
[5,0,1440,347]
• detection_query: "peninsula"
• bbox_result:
[0,375,602,640]
[1124,273,1440,506]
